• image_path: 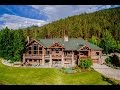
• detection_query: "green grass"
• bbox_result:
[0,59,112,85]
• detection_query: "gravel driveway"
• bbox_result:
[92,63,120,80]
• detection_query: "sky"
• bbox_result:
[0,5,119,30]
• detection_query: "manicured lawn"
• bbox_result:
[0,59,111,85]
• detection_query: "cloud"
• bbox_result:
[0,14,48,29]
[31,5,118,22]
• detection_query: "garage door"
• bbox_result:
[93,59,99,63]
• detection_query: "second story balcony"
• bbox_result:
[23,54,43,59]
[64,54,72,58]
[51,54,62,59]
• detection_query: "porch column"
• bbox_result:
[23,54,25,63]
[42,54,45,65]
[49,54,52,67]
[72,51,75,67]
[88,50,90,57]
[99,51,102,64]
[62,54,64,67]
[78,51,80,65]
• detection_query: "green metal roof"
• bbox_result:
[36,38,102,51]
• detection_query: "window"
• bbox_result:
[28,47,32,54]
[64,52,67,55]
[59,48,62,51]
[96,52,99,55]
[52,49,54,51]
[47,51,49,54]
[39,47,42,54]
[39,51,42,54]
[29,51,31,54]
[29,59,32,62]
[55,48,59,53]
[29,47,31,50]
[39,47,42,50]
[34,51,38,54]
[33,44,38,55]
[34,46,37,50]
[45,59,49,63]
[68,51,71,54]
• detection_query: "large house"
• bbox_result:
[22,36,102,68]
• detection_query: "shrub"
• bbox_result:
[110,54,120,67]
[79,58,93,69]
[105,57,112,64]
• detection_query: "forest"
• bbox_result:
[0,7,120,61]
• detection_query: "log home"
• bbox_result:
[23,36,102,68]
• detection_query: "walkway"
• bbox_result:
[92,63,120,80]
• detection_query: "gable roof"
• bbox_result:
[36,38,102,51]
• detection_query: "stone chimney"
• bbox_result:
[27,36,29,44]
[64,35,68,42]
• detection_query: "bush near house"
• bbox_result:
[105,54,120,69]
[105,57,112,64]
[110,54,120,67]
[79,58,93,69]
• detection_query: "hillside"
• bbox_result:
[22,7,120,41]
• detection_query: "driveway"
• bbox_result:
[92,63,120,80]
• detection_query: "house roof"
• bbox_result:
[36,38,102,51]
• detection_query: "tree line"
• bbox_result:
[0,27,25,62]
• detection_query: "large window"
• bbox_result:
[39,47,42,54]
[29,51,31,54]
[28,44,43,55]
[28,47,32,54]
[33,44,38,55]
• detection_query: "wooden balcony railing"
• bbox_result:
[64,54,72,57]
[23,54,42,59]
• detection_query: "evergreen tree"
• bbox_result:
[100,30,118,54]
[12,30,25,61]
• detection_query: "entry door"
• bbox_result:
[53,59,61,67]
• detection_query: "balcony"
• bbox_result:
[64,54,72,59]
[45,55,50,59]
[23,54,42,59]
[51,54,62,59]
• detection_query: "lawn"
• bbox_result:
[0,59,111,85]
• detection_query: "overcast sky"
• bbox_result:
[0,5,119,29]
